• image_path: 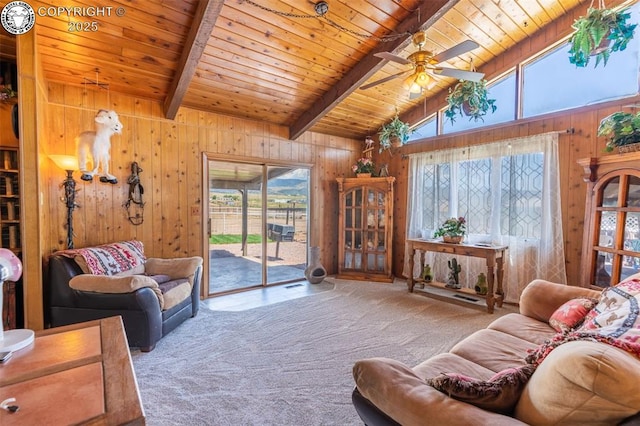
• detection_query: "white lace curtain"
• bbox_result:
[403,133,566,303]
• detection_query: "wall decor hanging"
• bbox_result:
[76,109,122,184]
[125,161,145,225]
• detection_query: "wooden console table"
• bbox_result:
[406,238,508,313]
[0,316,145,425]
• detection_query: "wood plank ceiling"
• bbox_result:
[1,0,600,140]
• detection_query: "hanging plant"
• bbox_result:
[444,79,496,124]
[378,113,412,153]
[597,111,640,152]
[568,3,636,68]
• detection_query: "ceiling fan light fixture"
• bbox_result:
[415,71,430,89]
[403,65,431,92]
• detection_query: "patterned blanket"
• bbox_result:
[527,277,640,365]
[56,240,146,276]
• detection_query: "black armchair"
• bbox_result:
[46,251,202,352]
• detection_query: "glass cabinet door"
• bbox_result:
[592,174,640,287]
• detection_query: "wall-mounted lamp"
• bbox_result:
[49,155,79,249]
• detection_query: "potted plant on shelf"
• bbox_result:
[433,217,466,243]
[568,5,636,68]
[597,111,640,152]
[378,113,412,153]
[444,79,496,124]
[352,157,376,177]
[0,83,16,102]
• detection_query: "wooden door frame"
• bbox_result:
[200,152,313,298]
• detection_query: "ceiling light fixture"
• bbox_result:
[314,1,329,16]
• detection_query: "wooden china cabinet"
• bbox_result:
[578,152,640,288]
[336,176,395,282]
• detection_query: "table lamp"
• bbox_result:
[0,247,34,352]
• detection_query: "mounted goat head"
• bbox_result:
[76,109,123,184]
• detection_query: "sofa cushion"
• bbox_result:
[449,329,537,373]
[69,274,165,309]
[548,297,597,333]
[159,279,191,311]
[515,340,640,425]
[353,357,524,426]
[426,364,536,415]
[487,313,556,345]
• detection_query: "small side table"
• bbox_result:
[406,238,508,313]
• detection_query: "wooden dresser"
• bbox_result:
[0,316,145,425]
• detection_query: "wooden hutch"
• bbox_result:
[336,176,395,282]
[578,152,640,288]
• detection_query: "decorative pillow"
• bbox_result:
[548,297,598,333]
[426,364,536,414]
[69,274,164,309]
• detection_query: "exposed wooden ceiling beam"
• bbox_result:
[163,0,223,119]
[289,0,460,140]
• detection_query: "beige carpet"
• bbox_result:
[131,278,517,426]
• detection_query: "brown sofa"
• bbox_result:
[352,279,640,425]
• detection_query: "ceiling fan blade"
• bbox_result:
[432,40,480,63]
[359,71,410,90]
[433,67,485,82]
[374,52,412,65]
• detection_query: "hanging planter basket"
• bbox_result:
[591,29,612,55]
[378,113,411,153]
[462,101,474,117]
[390,136,403,148]
[444,79,496,124]
[568,2,637,68]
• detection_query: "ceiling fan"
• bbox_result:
[360,32,485,98]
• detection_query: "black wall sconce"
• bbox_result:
[49,155,79,249]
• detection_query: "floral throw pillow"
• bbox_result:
[548,297,598,333]
[425,364,536,414]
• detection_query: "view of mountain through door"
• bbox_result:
[207,159,309,295]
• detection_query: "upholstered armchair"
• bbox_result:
[46,240,202,352]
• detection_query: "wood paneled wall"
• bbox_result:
[0,100,18,148]
[43,82,361,277]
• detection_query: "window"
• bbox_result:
[521,4,640,118]
[420,152,543,239]
[414,3,640,135]
[408,114,436,141]
[404,133,566,302]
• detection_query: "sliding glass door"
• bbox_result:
[207,158,310,295]
[265,166,309,285]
